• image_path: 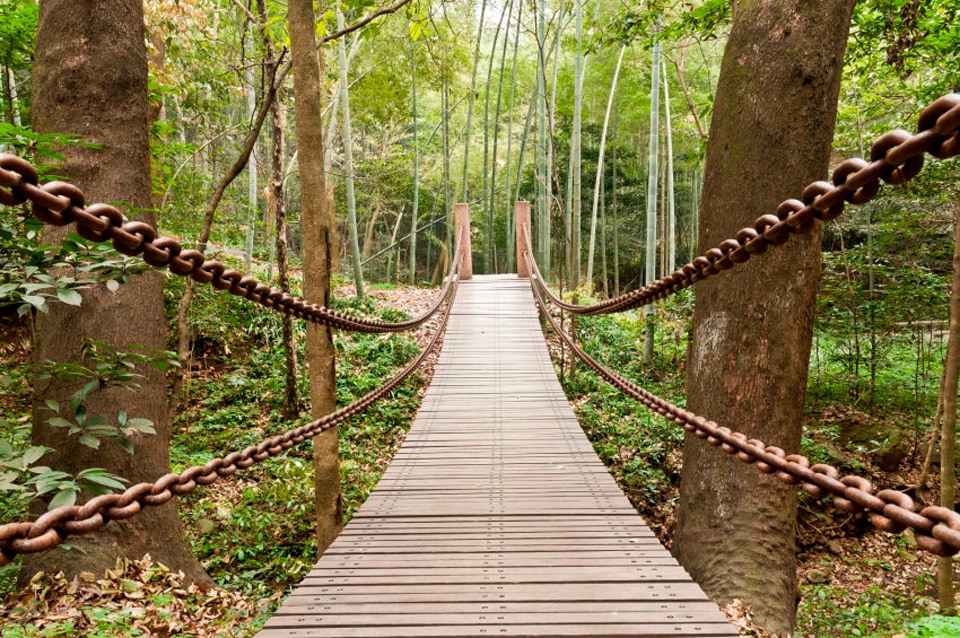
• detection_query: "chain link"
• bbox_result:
[0,168,467,561]
[0,152,460,334]
[533,94,960,316]
[525,263,960,556]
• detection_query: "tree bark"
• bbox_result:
[674,0,855,633]
[288,0,342,553]
[255,0,298,422]
[938,209,960,610]
[23,0,208,585]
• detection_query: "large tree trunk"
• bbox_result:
[23,0,208,585]
[674,0,855,633]
[288,0,342,554]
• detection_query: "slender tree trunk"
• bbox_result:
[489,0,514,276]
[504,0,522,274]
[600,166,608,297]
[172,47,278,408]
[535,0,549,281]
[570,0,583,285]
[337,6,365,297]
[461,0,488,203]
[643,39,661,364]
[409,44,419,283]
[23,0,208,585]
[243,35,258,274]
[662,60,676,273]
[674,1,855,632]
[586,45,625,288]
[938,209,960,610]
[481,1,508,273]
[442,73,452,252]
[611,102,620,296]
[255,0,298,421]
[289,0,341,553]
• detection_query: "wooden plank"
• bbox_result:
[255,275,734,637]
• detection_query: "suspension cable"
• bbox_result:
[0,229,464,564]
[522,241,960,557]
[529,94,960,315]
[0,152,461,334]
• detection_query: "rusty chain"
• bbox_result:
[524,253,960,557]
[532,93,960,316]
[0,246,462,565]
[0,152,460,334]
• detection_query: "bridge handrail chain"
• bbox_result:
[0,269,458,565]
[522,246,960,558]
[0,153,462,334]
[531,94,960,316]
[0,202,467,565]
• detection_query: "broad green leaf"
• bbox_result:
[21,296,47,310]
[115,436,134,454]
[56,288,82,306]
[77,469,128,491]
[78,434,101,449]
[48,487,77,510]
[21,446,46,467]
[47,417,74,429]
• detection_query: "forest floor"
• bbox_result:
[0,285,957,637]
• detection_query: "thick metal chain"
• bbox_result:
[522,93,960,555]
[0,271,460,565]
[534,94,960,316]
[524,247,960,557]
[0,153,459,334]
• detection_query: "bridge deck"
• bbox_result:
[257,275,736,637]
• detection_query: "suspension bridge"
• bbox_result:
[1,94,960,635]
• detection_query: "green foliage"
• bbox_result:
[181,456,317,595]
[559,296,690,515]
[906,615,960,637]
[797,584,936,637]
[169,284,426,595]
[0,342,176,514]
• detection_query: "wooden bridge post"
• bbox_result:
[454,203,472,280]
[515,200,530,278]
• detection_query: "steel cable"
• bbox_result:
[0,223,466,564]
[0,153,461,334]
[528,94,960,316]
[522,244,960,557]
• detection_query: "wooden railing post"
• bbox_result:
[515,200,530,278]
[454,203,472,280]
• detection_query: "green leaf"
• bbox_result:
[56,288,82,306]
[44,399,60,413]
[115,436,134,454]
[105,279,119,292]
[47,487,77,510]
[47,417,74,429]
[77,469,128,491]
[21,446,47,467]
[78,434,101,450]
[125,418,155,434]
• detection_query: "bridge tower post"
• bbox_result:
[454,203,473,280]
[515,200,530,278]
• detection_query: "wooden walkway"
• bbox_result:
[257,275,736,637]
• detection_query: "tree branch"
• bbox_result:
[319,0,415,45]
